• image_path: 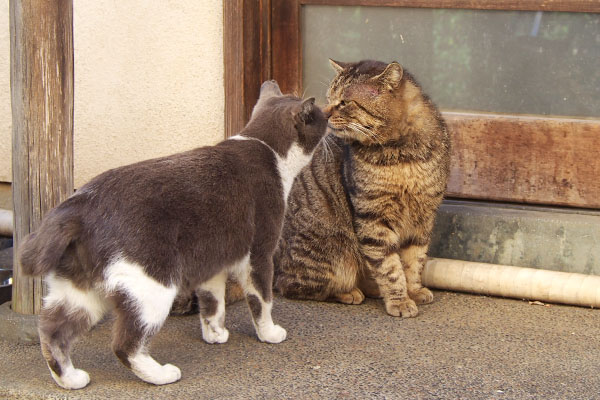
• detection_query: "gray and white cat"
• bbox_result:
[18,80,327,389]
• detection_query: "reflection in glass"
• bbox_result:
[302,6,600,117]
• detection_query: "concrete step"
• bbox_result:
[430,200,600,275]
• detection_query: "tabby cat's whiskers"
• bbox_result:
[348,122,382,145]
[321,135,334,162]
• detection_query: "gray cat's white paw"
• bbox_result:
[258,324,287,344]
[51,367,90,390]
[137,363,181,386]
[202,326,230,344]
[131,353,182,385]
[158,364,182,385]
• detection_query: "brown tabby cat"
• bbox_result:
[274,60,451,317]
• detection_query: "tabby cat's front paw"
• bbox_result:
[333,287,365,305]
[409,287,434,305]
[384,298,418,318]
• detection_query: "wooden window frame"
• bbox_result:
[224,0,600,209]
[224,0,272,138]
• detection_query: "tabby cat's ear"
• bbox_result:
[372,62,403,90]
[295,97,316,124]
[329,59,346,74]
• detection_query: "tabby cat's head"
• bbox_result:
[324,59,427,145]
[248,80,328,156]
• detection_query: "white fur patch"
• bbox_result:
[128,352,181,385]
[228,135,248,141]
[104,257,177,331]
[229,253,251,281]
[44,273,107,325]
[50,364,90,390]
[228,137,312,201]
[252,299,287,344]
[275,142,313,201]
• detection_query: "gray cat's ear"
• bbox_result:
[295,97,316,124]
[251,80,283,120]
[259,80,283,100]
[329,59,346,73]
[372,62,403,89]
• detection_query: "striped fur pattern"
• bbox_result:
[274,60,451,317]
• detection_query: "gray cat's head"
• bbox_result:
[245,80,328,157]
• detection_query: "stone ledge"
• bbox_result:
[0,302,39,344]
[430,200,600,275]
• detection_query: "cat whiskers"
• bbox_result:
[318,79,331,89]
[321,135,337,162]
[326,134,341,150]
[347,122,382,146]
[301,87,309,100]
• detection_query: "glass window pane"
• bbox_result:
[302,6,600,118]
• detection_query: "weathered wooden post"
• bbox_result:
[10,0,74,314]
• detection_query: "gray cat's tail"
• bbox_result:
[18,208,81,276]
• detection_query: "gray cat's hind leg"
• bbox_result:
[39,274,108,390]
[197,270,229,344]
[106,259,180,386]
[111,294,181,385]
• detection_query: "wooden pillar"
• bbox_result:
[223,0,271,138]
[10,0,74,315]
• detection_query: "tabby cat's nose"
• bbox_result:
[323,105,333,119]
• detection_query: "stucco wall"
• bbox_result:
[0,1,224,187]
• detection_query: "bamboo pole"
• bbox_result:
[423,258,600,308]
[10,0,74,315]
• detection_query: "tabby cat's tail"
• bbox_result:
[18,208,81,276]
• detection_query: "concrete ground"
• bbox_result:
[0,291,599,400]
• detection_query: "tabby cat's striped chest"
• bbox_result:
[348,157,444,233]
